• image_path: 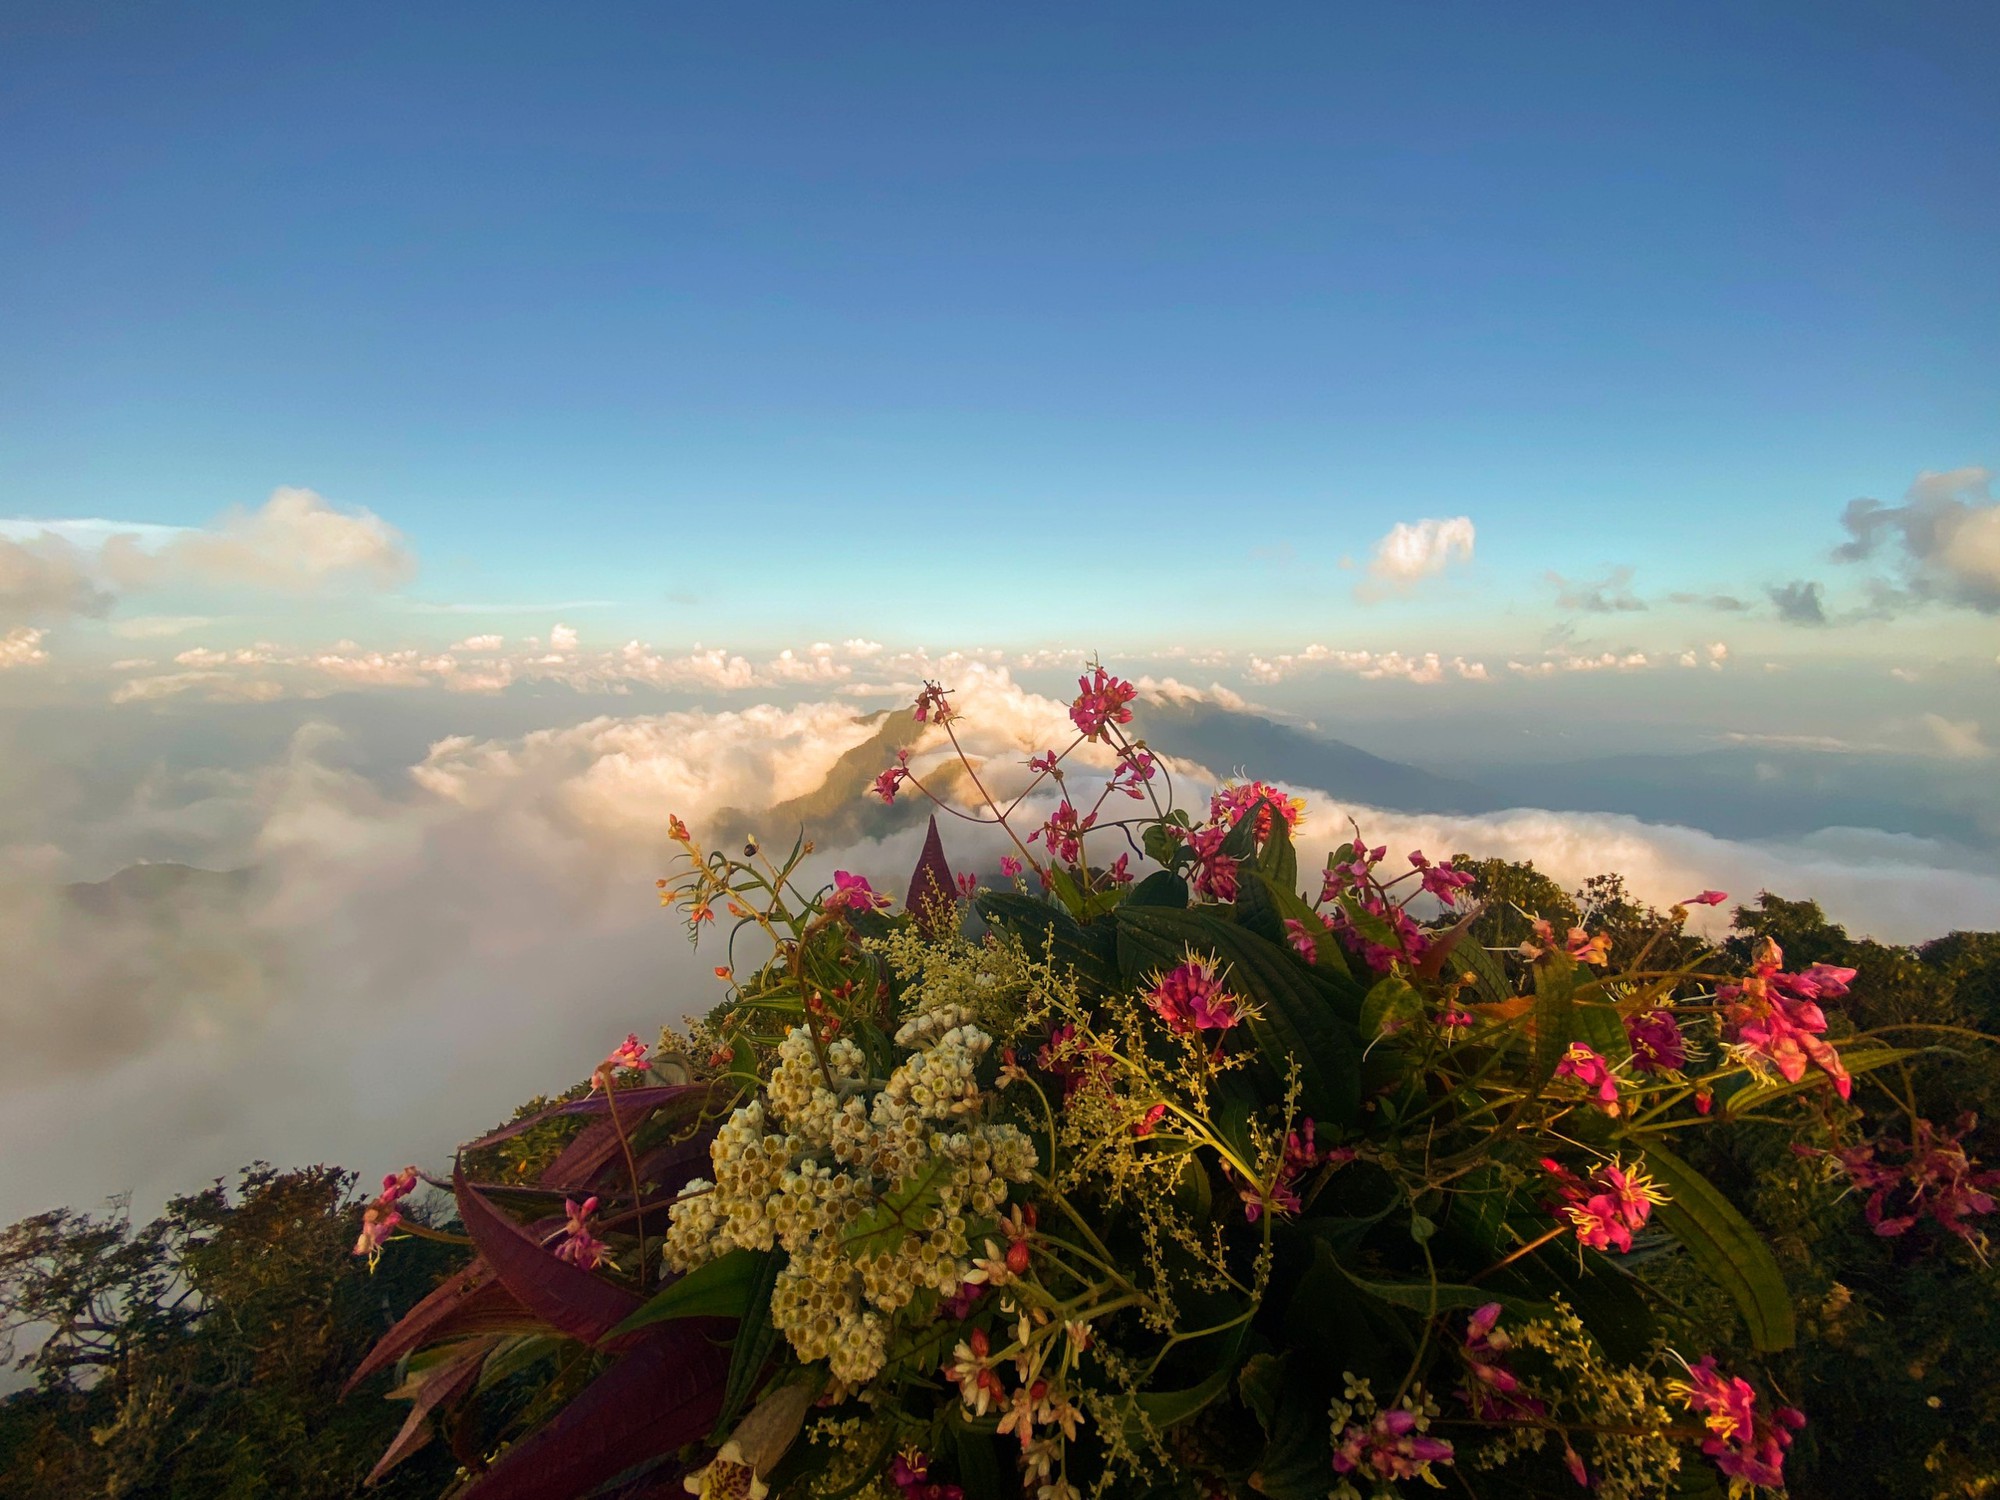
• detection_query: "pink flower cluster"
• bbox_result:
[1670,1356,1804,1492]
[554,1195,611,1270]
[1835,1114,2000,1242]
[1553,1042,1623,1116]
[604,1032,650,1076]
[1624,1008,1687,1073]
[353,1165,420,1263]
[1146,957,1242,1035]
[872,749,912,804]
[889,1452,964,1500]
[1036,1023,1110,1101]
[1283,916,1318,962]
[913,682,954,723]
[1236,1117,1330,1223]
[1069,666,1137,739]
[1521,919,1610,966]
[1032,800,1095,865]
[1542,1156,1665,1253]
[1458,1303,1547,1423]
[1109,747,1156,799]
[1331,1408,1454,1485]
[825,870,894,916]
[1208,780,1304,842]
[1719,938,1855,1101]
[1407,849,1476,905]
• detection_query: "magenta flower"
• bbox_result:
[1554,1043,1622,1115]
[604,1033,650,1075]
[1408,849,1477,904]
[1108,852,1134,887]
[1719,940,1853,1100]
[1069,666,1138,739]
[1147,956,1241,1035]
[1032,800,1095,864]
[1543,1156,1666,1253]
[1624,1009,1687,1073]
[912,682,953,723]
[890,1451,965,1500]
[825,870,893,915]
[1036,1023,1111,1100]
[1682,889,1729,907]
[353,1164,420,1264]
[1209,780,1304,842]
[955,872,978,899]
[1458,1303,1547,1423]
[1835,1114,2000,1242]
[1182,824,1239,902]
[554,1196,611,1270]
[1670,1356,1804,1492]
[1284,917,1318,962]
[1332,1407,1454,1483]
[999,854,1024,878]
[872,761,910,804]
[1111,748,1157,799]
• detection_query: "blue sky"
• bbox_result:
[2,1,1996,653]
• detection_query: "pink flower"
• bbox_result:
[1031,800,1095,864]
[1111,748,1157,799]
[353,1164,421,1263]
[1543,1156,1666,1253]
[604,1033,650,1075]
[1069,666,1137,739]
[890,1452,965,1500]
[1458,1303,1546,1423]
[1834,1114,2000,1242]
[1132,1102,1169,1137]
[1027,750,1060,775]
[1209,780,1305,842]
[955,872,979,899]
[1719,941,1852,1100]
[1108,852,1134,887]
[1332,1407,1454,1482]
[1147,956,1241,1035]
[1624,1009,1687,1073]
[1284,917,1318,962]
[999,855,1024,878]
[1682,890,1729,907]
[1670,1356,1804,1492]
[1408,850,1477,905]
[1554,1043,1622,1114]
[872,761,910,804]
[1036,1023,1111,1100]
[825,870,893,915]
[1182,824,1239,902]
[913,682,953,723]
[554,1196,611,1270]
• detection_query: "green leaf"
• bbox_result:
[1232,868,1287,945]
[1257,816,1299,893]
[712,1250,785,1435]
[1446,940,1511,1006]
[1126,870,1189,909]
[950,1420,1007,1500]
[842,1153,957,1259]
[1248,874,1352,981]
[1359,975,1424,1041]
[609,1248,763,1339]
[1239,1353,1333,1500]
[1142,821,1184,870]
[1722,1045,1913,1114]
[1532,953,1580,1084]
[1641,1141,1795,1352]
[1218,799,1269,860]
[1573,1000,1631,1063]
[1117,907,1363,1124]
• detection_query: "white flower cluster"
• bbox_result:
[666,1012,1036,1383]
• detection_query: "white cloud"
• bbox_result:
[1835,466,2000,613]
[1358,516,1476,599]
[453,634,504,651]
[548,623,579,653]
[107,487,414,593]
[1247,645,1490,686]
[1922,713,1993,761]
[0,626,50,669]
[0,534,113,625]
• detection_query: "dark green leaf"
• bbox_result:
[1532,953,1580,1085]
[975,891,1118,995]
[1250,873,1352,981]
[1359,975,1423,1041]
[1125,870,1189,909]
[712,1250,785,1436]
[1641,1141,1795,1352]
[1257,817,1299,893]
[608,1248,762,1339]
[1446,940,1511,1006]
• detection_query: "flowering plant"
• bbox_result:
[351,667,1997,1500]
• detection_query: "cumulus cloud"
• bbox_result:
[1923,714,1993,761]
[1768,580,1827,626]
[1834,467,2000,612]
[0,534,114,625]
[1667,591,1749,612]
[1242,645,1489,686]
[0,626,50,669]
[1357,517,1475,600]
[1548,566,1646,613]
[107,487,414,593]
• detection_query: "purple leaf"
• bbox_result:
[456,1326,730,1500]
[461,1083,728,1156]
[365,1336,496,1486]
[905,815,957,940]
[346,1266,535,1397]
[454,1165,644,1348]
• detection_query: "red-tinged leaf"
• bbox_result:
[462,1083,728,1155]
[905,815,957,939]
[539,1117,623,1192]
[454,1165,644,1348]
[346,1266,536,1396]
[1412,904,1482,981]
[456,1326,731,1500]
[366,1336,495,1485]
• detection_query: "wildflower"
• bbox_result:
[913,682,953,723]
[554,1196,612,1270]
[956,872,979,899]
[1209,780,1305,841]
[1240,1118,1323,1222]
[1069,666,1137,739]
[1669,1355,1804,1493]
[1682,889,1729,906]
[353,1166,420,1265]
[604,1032,650,1076]
[1132,1102,1168,1137]
[1107,852,1133,887]
[1458,1303,1546,1422]
[1146,956,1241,1035]
[1519,920,1609,965]
[1625,1009,1688,1073]
[1182,824,1239,902]
[947,1328,1007,1416]
[1408,849,1477,905]
[1321,840,1387,902]
[1554,1042,1623,1115]
[668,814,691,843]
[824,870,892,916]
[890,1452,965,1500]
[1000,854,1024,878]
[1037,1024,1110,1099]
[1332,1407,1454,1484]
[996,1385,1041,1449]
[1718,939,1852,1100]
[1543,1156,1666,1253]
[872,760,910,804]
[1111,748,1156,798]
[1284,917,1318,962]
[1834,1114,2000,1242]
[1032,801,1094,865]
